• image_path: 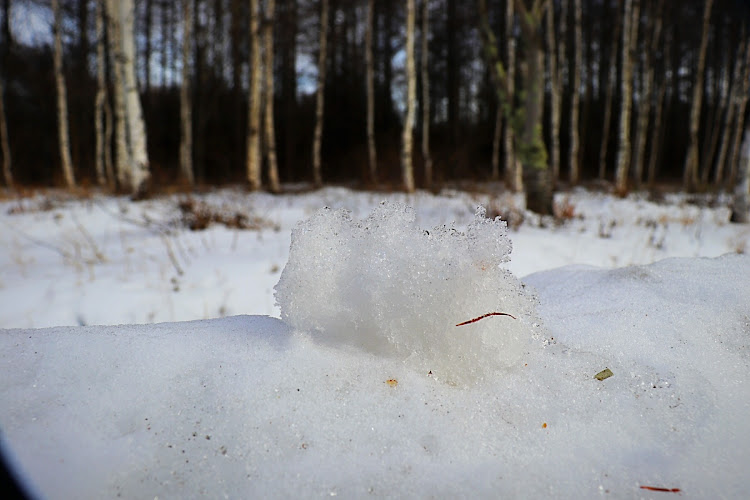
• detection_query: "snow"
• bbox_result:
[1,186,750,498]
[275,202,540,383]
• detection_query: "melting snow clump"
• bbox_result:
[274,201,541,383]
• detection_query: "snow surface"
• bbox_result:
[1,187,750,498]
[1,187,748,329]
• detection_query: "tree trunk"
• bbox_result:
[569,0,582,184]
[107,0,128,190]
[312,0,329,187]
[94,0,110,188]
[728,49,750,185]
[247,0,262,190]
[421,0,432,188]
[180,0,194,186]
[106,0,150,196]
[52,0,76,188]
[264,0,280,193]
[365,0,377,184]
[121,0,150,195]
[682,0,713,190]
[555,0,567,182]
[614,0,639,195]
[647,32,670,187]
[701,35,729,185]
[598,0,621,180]
[545,0,560,184]
[505,0,520,192]
[401,0,416,193]
[632,0,662,188]
[0,75,11,188]
[715,36,749,185]
[731,129,750,223]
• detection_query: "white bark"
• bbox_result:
[52,0,76,188]
[683,0,713,190]
[401,0,416,192]
[106,0,150,195]
[247,0,262,190]
[614,0,639,195]
[264,0,280,193]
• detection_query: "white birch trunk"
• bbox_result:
[312,0,329,187]
[614,0,639,195]
[505,0,520,192]
[121,0,150,195]
[421,0,432,188]
[180,0,194,186]
[52,0,76,188]
[365,0,377,184]
[682,0,713,190]
[106,0,128,190]
[264,0,280,193]
[401,0,416,192]
[247,0,262,190]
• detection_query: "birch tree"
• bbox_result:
[715,35,750,185]
[598,1,621,179]
[106,0,150,195]
[614,0,639,195]
[421,0,432,188]
[94,0,112,188]
[365,0,377,184]
[264,0,280,193]
[312,0,329,187]
[401,0,416,192]
[683,0,714,190]
[480,0,551,214]
[569,0,582,184]
[52,0,76,188]
[247,0,262,190]
[632,0,663,188]
[180,0,194,186]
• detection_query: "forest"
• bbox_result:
[0,0,749,214]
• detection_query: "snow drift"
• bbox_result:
[274,202,542,383]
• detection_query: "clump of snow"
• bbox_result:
[274,201,541,383]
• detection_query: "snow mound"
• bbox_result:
[274,201,541,383]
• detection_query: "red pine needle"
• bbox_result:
[456,312,516,326]
[639,486,681,493]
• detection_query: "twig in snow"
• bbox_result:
[456,312,516,326]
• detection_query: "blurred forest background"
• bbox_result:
[0,0,749,203]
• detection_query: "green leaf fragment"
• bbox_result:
[594,368,614,381]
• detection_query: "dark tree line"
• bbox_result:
[0,0,749,206]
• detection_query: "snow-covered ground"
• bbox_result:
[0,186,747,329]
[1,186,749,498]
